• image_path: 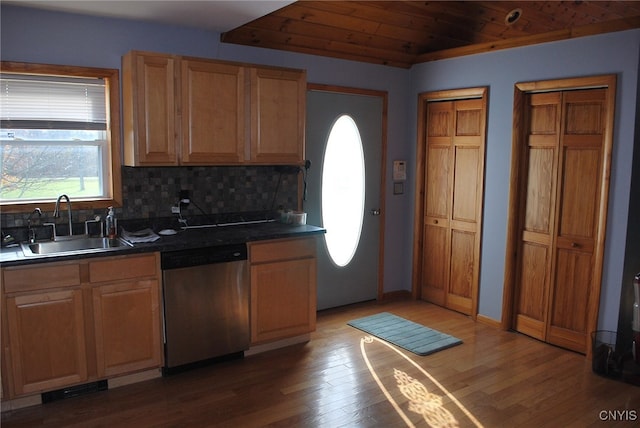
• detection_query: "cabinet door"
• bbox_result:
[181,59,246,164]
[92,279,162,378]
[249,67,306,164]
[251,258,316,344]
[6,289,87,396]
[123,52,178,166]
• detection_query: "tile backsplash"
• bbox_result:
[1,165,300,235]
[121,165,299,219]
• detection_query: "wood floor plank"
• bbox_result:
[2,299,639,427]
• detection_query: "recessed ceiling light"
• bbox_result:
[505,8,522,25]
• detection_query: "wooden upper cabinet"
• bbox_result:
[123,52,178,166]
[122,50,306,166]
[250,67,306,164]
[181,59,245,164]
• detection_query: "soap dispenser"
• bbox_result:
[105,206,117,240]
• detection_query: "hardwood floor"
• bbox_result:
[2,299,639,427]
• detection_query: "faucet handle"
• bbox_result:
[27,208,43,225]
[43,222,57,241]
[84,216,103,237]
[26,208,44,243]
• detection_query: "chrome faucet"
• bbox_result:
[27,208,42,243]
[53,194,73,236]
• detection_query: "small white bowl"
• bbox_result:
[290,212,307,225]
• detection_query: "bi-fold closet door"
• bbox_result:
[415,88,487,317]
[512,83,614,354]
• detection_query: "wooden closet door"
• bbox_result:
[547,89,607,353]
[422,101,453,306]
[514,88,608,354]
[448,99,484,314]
[422,98,485,315]
[514,92,561,340]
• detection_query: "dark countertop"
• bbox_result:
[0,222,325,267]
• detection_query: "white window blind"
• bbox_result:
[0,74,106,129]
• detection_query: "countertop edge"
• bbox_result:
[0,224,326,267]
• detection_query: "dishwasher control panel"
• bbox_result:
[161,243,247,270]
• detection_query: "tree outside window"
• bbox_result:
[0,62,121,213]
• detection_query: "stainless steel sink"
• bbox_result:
[21,236,133,257]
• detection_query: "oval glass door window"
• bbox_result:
[321,115,365,267]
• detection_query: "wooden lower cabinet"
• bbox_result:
[92,279,161,378]
[5,288,88,396]
[249,237,317,344]
[1,253,162,398]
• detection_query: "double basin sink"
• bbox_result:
[21,235,133,257]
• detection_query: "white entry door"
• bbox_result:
[305,87,385,310]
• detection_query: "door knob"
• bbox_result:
[370,209,381,216]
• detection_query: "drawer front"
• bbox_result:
[250,237,317,264]
[89,253,159,283]
[3,263,81,293]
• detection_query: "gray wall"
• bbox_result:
[2,5,639,332]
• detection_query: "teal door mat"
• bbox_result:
[347,312,462,356]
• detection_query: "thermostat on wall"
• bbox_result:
[393,160,407,181]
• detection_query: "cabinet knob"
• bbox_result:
[434,219,438,224]
[571,242,580,248]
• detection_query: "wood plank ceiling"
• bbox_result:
[221,1,640,68]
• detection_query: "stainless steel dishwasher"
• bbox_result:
[161,243,249,374]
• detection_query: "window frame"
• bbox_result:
[0,61,122,214]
